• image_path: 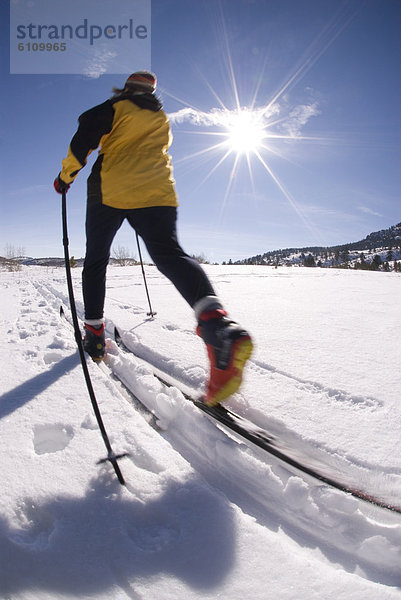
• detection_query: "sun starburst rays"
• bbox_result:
[163,1,361,240]
[223,109,266,155]
[169,99,318,230]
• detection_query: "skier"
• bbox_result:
[54,71,253,406]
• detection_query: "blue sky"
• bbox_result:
[1,0,400,263]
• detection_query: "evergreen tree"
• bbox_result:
[371,254,382,271]
[334,249,340,265]
[340,248,350,265]
[304,253,316,267]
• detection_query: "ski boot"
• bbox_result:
[83,323,105,361]
[197,308,253,406]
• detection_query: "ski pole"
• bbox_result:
[135,231,156,317]
[61,189,127,485]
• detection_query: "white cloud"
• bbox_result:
[168,106,277,128]
[83,49,118,79]
[168,100,319,139]
[357,205,383,218]
[168,107,224,126]
[8,184,49,197]
[279,102,320,137]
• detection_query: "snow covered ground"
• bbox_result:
[1,263,401,599]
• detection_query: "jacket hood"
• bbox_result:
[112,92,162,112]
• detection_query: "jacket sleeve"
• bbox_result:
[60,101,114,184]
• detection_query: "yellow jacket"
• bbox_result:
[60,94,178,209]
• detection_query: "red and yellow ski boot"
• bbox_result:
[197,309,253,406]
[83,322,105,362]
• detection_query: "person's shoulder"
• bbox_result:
[78,100,114,124]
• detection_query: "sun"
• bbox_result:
[224,109,266,155]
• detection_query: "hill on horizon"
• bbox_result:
[226,222,401,271]
[2,223,401,272]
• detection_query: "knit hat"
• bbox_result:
[125,71,157,92]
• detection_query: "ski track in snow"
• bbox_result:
[104,313,394,479]
[30,275,401,482]
[249,359,382,410]
[104,341,401,587]
[1,268,401,598]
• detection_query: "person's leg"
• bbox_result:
[127,206,253,405]
[82,201,125,360]
[127,206,216,307]
[83,201,125,320]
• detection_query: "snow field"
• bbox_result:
[0,265,401,598]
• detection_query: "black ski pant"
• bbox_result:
[83,202,215,320]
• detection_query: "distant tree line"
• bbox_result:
[0,244,25,272]
[225,223,401,272]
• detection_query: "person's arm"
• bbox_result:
[59,100,114,185]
